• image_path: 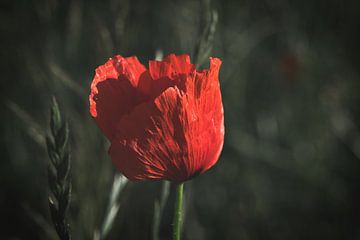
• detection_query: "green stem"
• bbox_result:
[173,183,184,240]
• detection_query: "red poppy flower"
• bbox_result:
[89,54,224,182]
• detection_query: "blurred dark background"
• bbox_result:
[1,0,360,239]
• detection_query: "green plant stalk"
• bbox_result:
[173,183,184,240]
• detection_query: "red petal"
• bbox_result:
[89,55,148,140]
[109,87,184,181]
[109,56,224,181]
[90,54,224,182]
[148,54,195,80]
[145,54,196,98]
